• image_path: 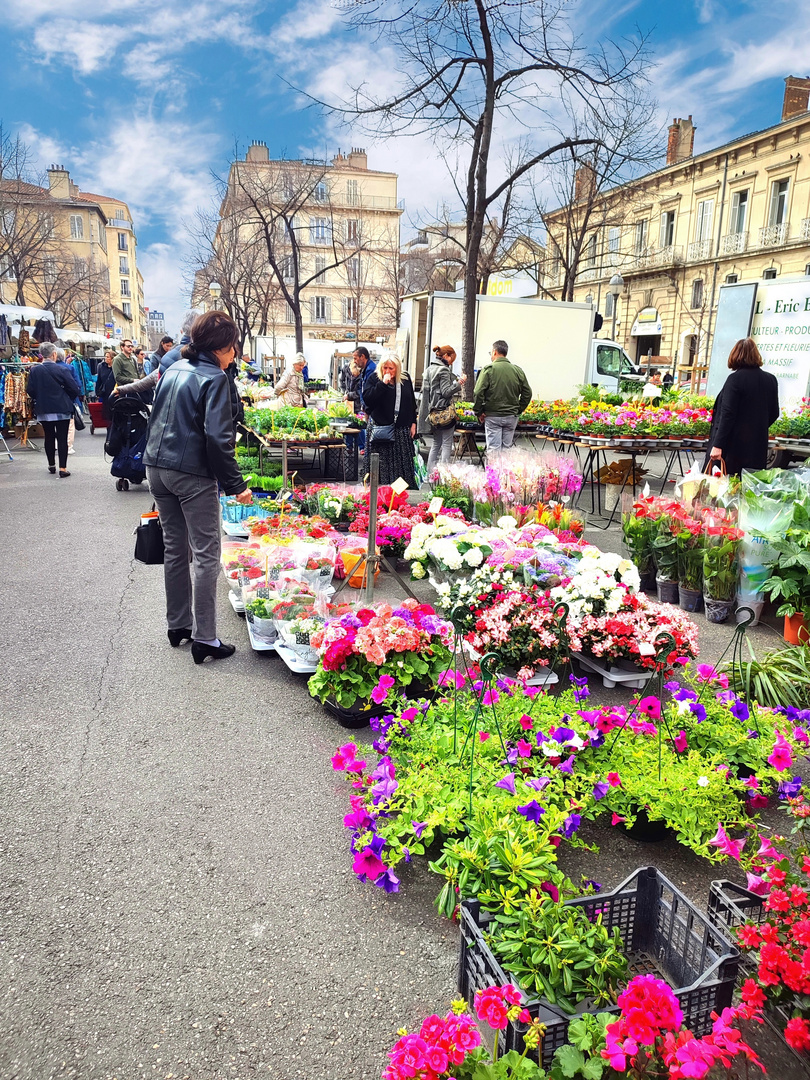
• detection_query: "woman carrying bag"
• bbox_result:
[417,344,466,474]
[704,337,779,477]
[362,354,418,487]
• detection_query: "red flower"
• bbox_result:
[785,1018,810,1052]
[741,979,766,1011]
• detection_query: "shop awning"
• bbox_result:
[630,307,662,336]
[0,303,56,322]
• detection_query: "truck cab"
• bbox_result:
[589,341,644,390]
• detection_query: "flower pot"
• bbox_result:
[678,585,703,613]
[656,577,679,605]
[704,596,734,624]
[319,693,391,729]
[638,571,657,594]
[602,484,620,512]
[784,612,810,645]
[623,808,672,843]
[250,614,278,641]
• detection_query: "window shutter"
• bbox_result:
[325,297,332,324]
[310,296,317,323]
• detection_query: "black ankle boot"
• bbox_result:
[191,641,236,664]
[167,628,193,647]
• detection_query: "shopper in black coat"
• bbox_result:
[362,355,418,487]
[705,337,780,476]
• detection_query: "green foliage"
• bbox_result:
[244,404,330,437]
[757,505,810,619]
[547,1014,612,1080]
[723,643,810,709]
[486,893,627,1013]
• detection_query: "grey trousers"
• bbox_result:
[426,423,456,472]
[484,415,518,451]
[147,466,221,642]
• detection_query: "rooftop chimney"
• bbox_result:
[346,147,367,170]
[782,76,810,121]
[666,116,695,166]
[246,141,269,163]
[574,162,596,203]
[47,164,71,199]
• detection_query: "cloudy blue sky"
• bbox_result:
[1,0,808,333]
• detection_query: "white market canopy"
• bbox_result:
[0,302,56,322]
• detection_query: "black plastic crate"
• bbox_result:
[708,879,810,1073]
[458,866,739,1068]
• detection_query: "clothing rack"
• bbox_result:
[1,362,40,453]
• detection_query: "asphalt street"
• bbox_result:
[0,430,456,1080]
[0,430,798,1079]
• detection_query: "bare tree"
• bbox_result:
[36,251,110,329]
[540,107,663,302]
[0,125,62,307]
[186,204,282,351]
[224,154,362,353]
[337,220,401,341]
[320,1,648,381]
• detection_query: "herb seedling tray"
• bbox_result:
[708,879,810,1072]
[458,865,739,1068]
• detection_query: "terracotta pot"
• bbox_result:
[784,612,810,645]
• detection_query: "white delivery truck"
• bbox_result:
[707,278,810,466]
[396,291,643,396]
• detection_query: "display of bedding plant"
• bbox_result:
[243,404,331,439]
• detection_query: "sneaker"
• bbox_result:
[68,448,76,455]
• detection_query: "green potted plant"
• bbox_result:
[673,517,704,612]
[702,521,742,623]
[757,508,810,643]
[651,517,679,604]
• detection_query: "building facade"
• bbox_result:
[77,185,145,343]
[220,145,403,344]
[543,76,810,380]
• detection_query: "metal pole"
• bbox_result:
[365,452,380,604]
[610,299,617,342]
[282,438,288,489]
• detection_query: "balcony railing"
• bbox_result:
[720,231,748,255]
[108,218,132,230]
[802,218,810,241]
[759,223,789,247]
[687,239,712,262]
[628,245,684,270]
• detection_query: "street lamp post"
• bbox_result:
[608,273,624,342]
[208,281,222,310]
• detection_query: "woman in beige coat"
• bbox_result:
[274,355,307,407]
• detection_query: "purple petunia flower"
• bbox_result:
[589,732,605,749]
[689,702,707,723]
[525,776,551,792]
[376,868,401,893]
[412,820,427,839]
[778,776,803,799]
[552,727,576,744]
[558,754,576,774]
[495,772,517,794]
[516,800,546,823]
[371,777,398,804]
[592,781,609,801]
[506,747,519,765]
[671,687,698,703]
[583,879,602,893]
[562,813,582,838]
[731,699,750,722]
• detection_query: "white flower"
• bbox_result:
[497,515,517,531]
[697,776,709,788]
[411,562,426,579]
[464,547,484,567]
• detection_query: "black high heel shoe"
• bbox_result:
[191,641,236,664]
[48,466,56,474]
[167,627,193,647]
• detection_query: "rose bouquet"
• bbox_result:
[308,599,453,708]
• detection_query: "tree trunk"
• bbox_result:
[294,305,304,353]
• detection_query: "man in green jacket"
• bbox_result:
[112,339,139,386]
[472,339,532,451]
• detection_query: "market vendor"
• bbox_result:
[273,354,307,406]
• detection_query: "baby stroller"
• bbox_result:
[105,397,150,491]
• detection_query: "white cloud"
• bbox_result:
[137,242,189,337]
[33,19,114,75]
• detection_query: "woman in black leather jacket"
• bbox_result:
[144,311,252,664]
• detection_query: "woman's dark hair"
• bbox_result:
[182,311,238,360]
[728,337,763,370]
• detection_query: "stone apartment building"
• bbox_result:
[0,164,146,343]
[75,184,147,344]
[220,145,403,343]
[543,76,810,376]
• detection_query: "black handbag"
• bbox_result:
[134,505,164,564]
[72,404,86,431]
